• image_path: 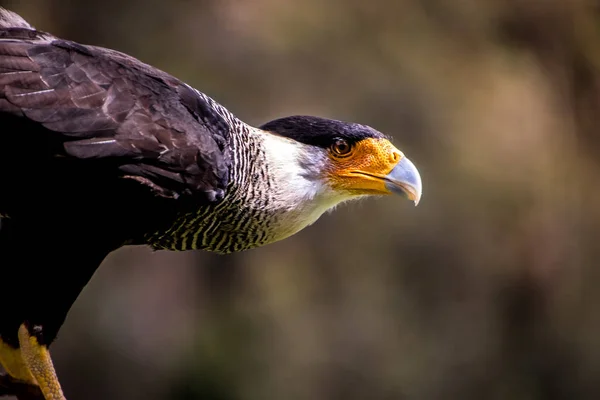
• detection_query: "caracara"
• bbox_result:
[0,8,422,400]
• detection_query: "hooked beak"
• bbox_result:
[326,137,422,205]
[384,156,422,205]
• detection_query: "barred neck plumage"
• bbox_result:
[143,115,260,252]
[145,116,343,254]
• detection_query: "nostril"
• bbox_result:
[391,151,401,163]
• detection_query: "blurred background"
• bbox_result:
[2,0,600,399]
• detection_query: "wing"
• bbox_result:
[0,26,234,202]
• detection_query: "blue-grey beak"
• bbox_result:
[384,156,422,205]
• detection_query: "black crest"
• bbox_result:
[260,115,385,148]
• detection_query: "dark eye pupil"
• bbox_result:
[334,139,350,154]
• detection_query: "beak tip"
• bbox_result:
[385,156,422,205]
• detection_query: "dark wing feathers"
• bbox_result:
[0,28,232,201]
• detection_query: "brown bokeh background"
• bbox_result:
[3,1,600,399]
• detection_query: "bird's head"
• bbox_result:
[157,115,424,253]
[260,116,422,209]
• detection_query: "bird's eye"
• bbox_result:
[331,139,353,157]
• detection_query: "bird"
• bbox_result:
[0,7,422,400]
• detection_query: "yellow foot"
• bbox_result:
[17,324,65,400]
[0,339,36,384]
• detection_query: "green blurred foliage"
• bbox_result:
[3,0,600,399]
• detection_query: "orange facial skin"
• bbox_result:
[325,138,405,195]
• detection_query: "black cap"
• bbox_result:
[260,115,385,148]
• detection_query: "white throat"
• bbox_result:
[256,130,353,240]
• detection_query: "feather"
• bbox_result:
[0,23,235,201]
[0,8,33,29]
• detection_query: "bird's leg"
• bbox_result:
[17,324,65,400]
[0,339,36,384]
[0,338,45,399]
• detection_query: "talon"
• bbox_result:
[17,324,66,400]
